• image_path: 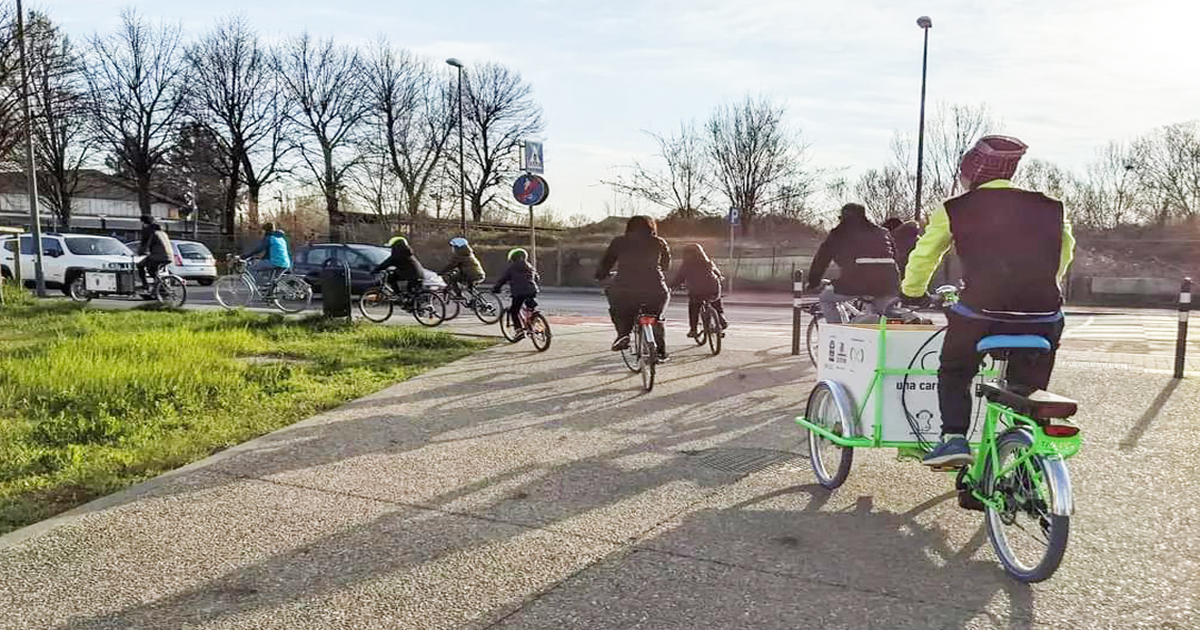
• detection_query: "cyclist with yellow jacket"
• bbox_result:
[900,136,1076,467]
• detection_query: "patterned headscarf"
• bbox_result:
[959,135,1028,188]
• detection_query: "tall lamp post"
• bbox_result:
[913,15,933,224]
[16,0,46,296]
[446,58,467,236]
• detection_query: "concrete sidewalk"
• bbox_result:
[1,326,1197,629]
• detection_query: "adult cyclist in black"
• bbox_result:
[806,203,901,322]
[595,215,672,361]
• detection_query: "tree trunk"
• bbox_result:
[225,160,244,229]
[137,172,153,216]
[246,183,261,233]
[471,191,484,222]
[323,146,342,241]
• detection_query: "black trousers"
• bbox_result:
[687,293,724,330]
[607,285,668,353]
[938,310,1065,435]
[136,258,167,286]
[510,294,538,329]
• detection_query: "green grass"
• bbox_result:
[0,288,487,533]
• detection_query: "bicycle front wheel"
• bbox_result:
[411,291,446,327]
[805,311,823,367]
[983,429,1071,583]
[273,276,313,313]
[156,275,187,308]
[499,307,522,342]
[68,275,92,303]
[214,274,253,309]
[529,312,552,352]
[358,287,394,322]
[472,291,504,325]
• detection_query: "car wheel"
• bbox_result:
[198,278,214,287]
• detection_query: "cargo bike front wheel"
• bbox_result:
[803,381,856,489]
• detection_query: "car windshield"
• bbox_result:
[176,242,212,260]
[64,236,132,257]
[352,246,390,265]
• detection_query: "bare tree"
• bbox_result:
[705,95,807,232]
[460,62,544,221]
[605,122,712,219]
[1129,122,1200,224]
[365,41,455,230]
[86,9,188,215]
[188,15,291,233]
[854,166,911,224]
[26,10,92,226]
[0,5,24,168]
[890,102,1002,210]
[347,140,401,227]
[276,33,369,238]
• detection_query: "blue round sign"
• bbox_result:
[513,174,550,206]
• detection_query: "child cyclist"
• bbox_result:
[441,237,486,297]
[669,243,729,338]
[492,248,540,339]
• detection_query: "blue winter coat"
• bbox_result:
[246,230,292,268]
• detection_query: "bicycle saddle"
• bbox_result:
[976,334,1052,354]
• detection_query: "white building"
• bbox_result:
[0,170,193,235]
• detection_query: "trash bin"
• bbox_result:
[321,261,352,318]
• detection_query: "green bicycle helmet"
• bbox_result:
[507,247,528,261]
[387,235,408,247]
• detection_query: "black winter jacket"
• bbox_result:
[594,234,671,293]
[669,257,722,296]
[494,260,539,296]
[372,240,426,281]
[807,219,900,297]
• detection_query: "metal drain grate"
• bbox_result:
[685,448,806,475]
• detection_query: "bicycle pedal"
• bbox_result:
[957,490,986,512]
[930,464,964,473]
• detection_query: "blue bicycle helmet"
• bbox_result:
[449,237,468,248]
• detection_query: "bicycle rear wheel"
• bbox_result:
[472,291,504,325]
[358,287,394,322]
[983,429,1071,583]
[214,274,253,309]
[529,312,552,352]
[639,329,657,392]
[443,292,462,321]
[272,276,313,313]
[156,275,187,308]
[499,307,521,342]
[704,305,721,356]
[411,291,447,327]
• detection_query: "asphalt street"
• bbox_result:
[1,313,1197,628]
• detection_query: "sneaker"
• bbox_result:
[686,330,698,339]
[922,434,973,468]
[611,335,631,351]
[513,331,526,342]
[657,352,670,363]
[719,317,729,330]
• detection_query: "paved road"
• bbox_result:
[1,320,1197,629]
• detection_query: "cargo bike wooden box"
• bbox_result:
[796,319,1083,582]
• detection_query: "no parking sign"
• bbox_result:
[513,174,550,206]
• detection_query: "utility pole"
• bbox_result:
[16,0,46,296]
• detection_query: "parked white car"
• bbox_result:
[1,233,137,295]
[125,238,217,286]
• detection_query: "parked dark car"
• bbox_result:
[289,243,389,293]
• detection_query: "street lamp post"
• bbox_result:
[446,58,467,236]
[914,15,933,224]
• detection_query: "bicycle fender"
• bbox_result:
[1011,428,1075,517]
[809,380,863,439]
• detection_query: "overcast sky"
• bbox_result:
[41,0,1200,219]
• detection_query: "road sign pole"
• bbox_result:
[529,203,536,268]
